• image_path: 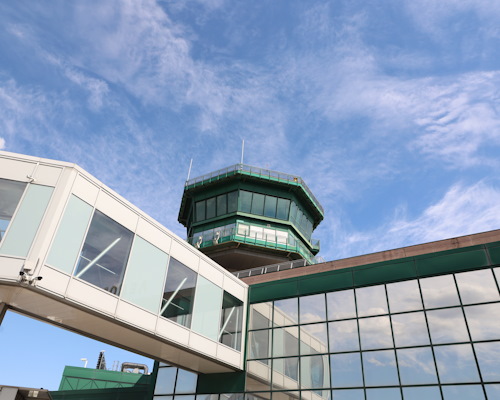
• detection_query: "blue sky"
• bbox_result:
[1,0,500,391]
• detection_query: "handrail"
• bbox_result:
[185,164,324,215]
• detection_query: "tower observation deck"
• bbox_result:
[178,164,324,272]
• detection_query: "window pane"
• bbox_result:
[217,195,227,217]
[363,350,399,386]
[154,367,177,394]
[161,258,197,328]
[0,178,26,243]
[402,386,441,400]
[420,275,460,308]
[434,344,480,383]
[300,323,328,355]
[206,197,216,219]
[427,308,469,344]
[386,280,423,313]
[273,327,299,357]
[397,348,438,384]
[442,385,485,400]
[263,196,277,218]
[247,361,271,391]
[359,316,393,350]
[331,390,364,400]
[485,384,500,400]
[327,290,356,320]
[276,198,290,220]
[300,354,330,389]
[274,298,298,326]
[272,357,299,388]
[191,276,222,340]
[300,294,326,323]
[329,320,359,352]
[330,353,363,388]
[175,369,198,394]
[465,303,500,340]
[365,388,401,400]
[391,312,429,347]
[74,210,133,295]
[248,330,271,359]
[195,201,205,222]
[239,191,252,213]
[251,193,265,215]
[220,291,243,350]
[249,302,272,330]
[121,236,169,312]
[356,286,388,317]
[475,342,500,382]
[227,191,238,213]
[455,269,499,304]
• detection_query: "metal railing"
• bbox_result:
[188,223,320,265]
[185,164,324,215]
[232,256,325,279]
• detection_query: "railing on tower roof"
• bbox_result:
[185,163,324,215]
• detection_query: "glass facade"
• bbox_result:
[154,266,500,400]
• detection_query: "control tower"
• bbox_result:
[178,164,324,272]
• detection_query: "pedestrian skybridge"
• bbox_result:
[0,151,247,374]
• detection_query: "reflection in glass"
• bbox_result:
[0,178,26,243]
[397,348,438,384]
[331,389,364,400]
[246,360,272,392]
[402,386,441,400]
[327,290,356,320]
[300,354,330,389]
[455,269,499,304]
[474,342,500,382]
[75,210,134,295]
[272,392,299,400]
[359,316,393,350]
[220,291,243,350]
[434,344,480,383]
[386,280,422,313]
[441,385,485,400]
[328,320,359,352]
[485,384,500,400]
[300,294,326,323]
[363,350,399,386]
[272,357,299,388]
[273,327,299,357]
[154,367,177,394]
[427,308,469,344]
[330,353,363,388]
[175,369,198,394]
[356,286,388,317]
[248,330,271,359]
[161,257,197,328]
[300,323,328,355]
[274,298,298,326]
[465,303,500,341]
[365,388,401,400]
[420,275,460,309]
[391,312,429,347]
[249,303,272,330]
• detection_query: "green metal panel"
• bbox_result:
[415,248,489,276]
[196,371,246,394]
[353,260,417,287]
[488,245,500,265]
[51,387,150,400]
[250,280,299,303]
[58,367,151,391]
[298,270,353,296]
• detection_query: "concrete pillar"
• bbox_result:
[0,387,18,400]
[0,302,7,326]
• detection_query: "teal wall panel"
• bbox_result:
[353,260,416,287]
[415,249,489,276]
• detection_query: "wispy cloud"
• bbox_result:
[331,181,500,259]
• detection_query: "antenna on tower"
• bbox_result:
[186,158,193,182]
[240,139,245,164]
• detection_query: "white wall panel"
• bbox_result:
[136,218,171,254]
[66,279,118,315]
[0,257,24,281]
[156,317,190,346]
[217,343,241,366]
[72,174,100,205]
[115,300,157,332]
[37,266,71,296]
[95,190,139,232]
[169,240,199,272]
[198,258,223,286]
[223,274,246,301]
[33,165,62,186]
[189,331,217,357]
[0,158,34,182]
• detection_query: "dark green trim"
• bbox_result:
[196,371,246,394]
[51,387,149,400]
[249,242,500,303]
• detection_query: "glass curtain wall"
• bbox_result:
[220,292,244,350]
[0,178,26,242]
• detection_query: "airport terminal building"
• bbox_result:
[0,151,499,400]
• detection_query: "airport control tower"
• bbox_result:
[178,164,324,272]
